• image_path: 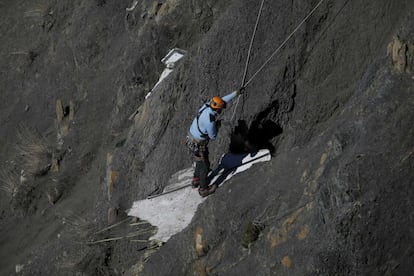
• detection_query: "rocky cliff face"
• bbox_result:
[0,0,413,275]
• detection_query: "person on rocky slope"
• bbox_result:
[186,89,243,197]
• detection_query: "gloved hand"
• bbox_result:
[238,86,246,95]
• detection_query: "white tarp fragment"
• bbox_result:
[128,149,271,242]
[126,0,139,11]
[145,48,187,99]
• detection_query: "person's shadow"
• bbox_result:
[208,119,282,186]
[230,119,282,154]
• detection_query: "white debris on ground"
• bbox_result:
[128,150,271,242]
[126,0,139,11]
[145,48,187,99]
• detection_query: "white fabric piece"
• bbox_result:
[145,49,186,99]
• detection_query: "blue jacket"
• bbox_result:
[189,91,238,141]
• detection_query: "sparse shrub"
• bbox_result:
[10,179,36,217]
[0,125,55,216]
[0,165,37,215]
[241,221,264,248]
[46,178,62,205]
[0,168,19,199]
[23,5,48,19]
[62,211,94,239]
[15,124,52,176]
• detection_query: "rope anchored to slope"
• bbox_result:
[231,0,266,121]
[231,0,327,120]
[244,0,326,87]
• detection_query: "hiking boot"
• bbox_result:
[198,184,217,197]
[191,177,200,188]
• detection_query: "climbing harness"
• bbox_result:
[196,105,209,139]
[185,105,211,157]
[185,135,200,154]
[231,0,327,120]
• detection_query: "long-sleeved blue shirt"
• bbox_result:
[189,91,238,141]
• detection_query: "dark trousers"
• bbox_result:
[186,136,210,189]
[194,154,210,189]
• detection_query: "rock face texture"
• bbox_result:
[0,0,413,275]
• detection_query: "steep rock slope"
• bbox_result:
[0,0,413,275]
[0,0,229,274]
[121,1,414,275]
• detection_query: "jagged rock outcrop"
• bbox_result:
[388,35,414,74]
[0,0,413,275]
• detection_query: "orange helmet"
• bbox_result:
[210,96,227,110]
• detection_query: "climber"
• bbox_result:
[186,88,244,197]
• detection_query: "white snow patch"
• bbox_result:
[127,150,271,242]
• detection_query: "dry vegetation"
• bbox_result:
[61,211,95,240]
[15,124,52,176]
[0,125,54,215]
[0,168,19,199]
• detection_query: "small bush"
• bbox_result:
[61,211,94,239]
[0,168,19,198]
[0,166,36,216]
[15,124,52,176]
[241,221,263,248]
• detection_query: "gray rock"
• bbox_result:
[0,0,413,275]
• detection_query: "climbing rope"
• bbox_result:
[240,0,266,88]
[231,0,266,121]
[231,0,326,120]
[244,0,326,87]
